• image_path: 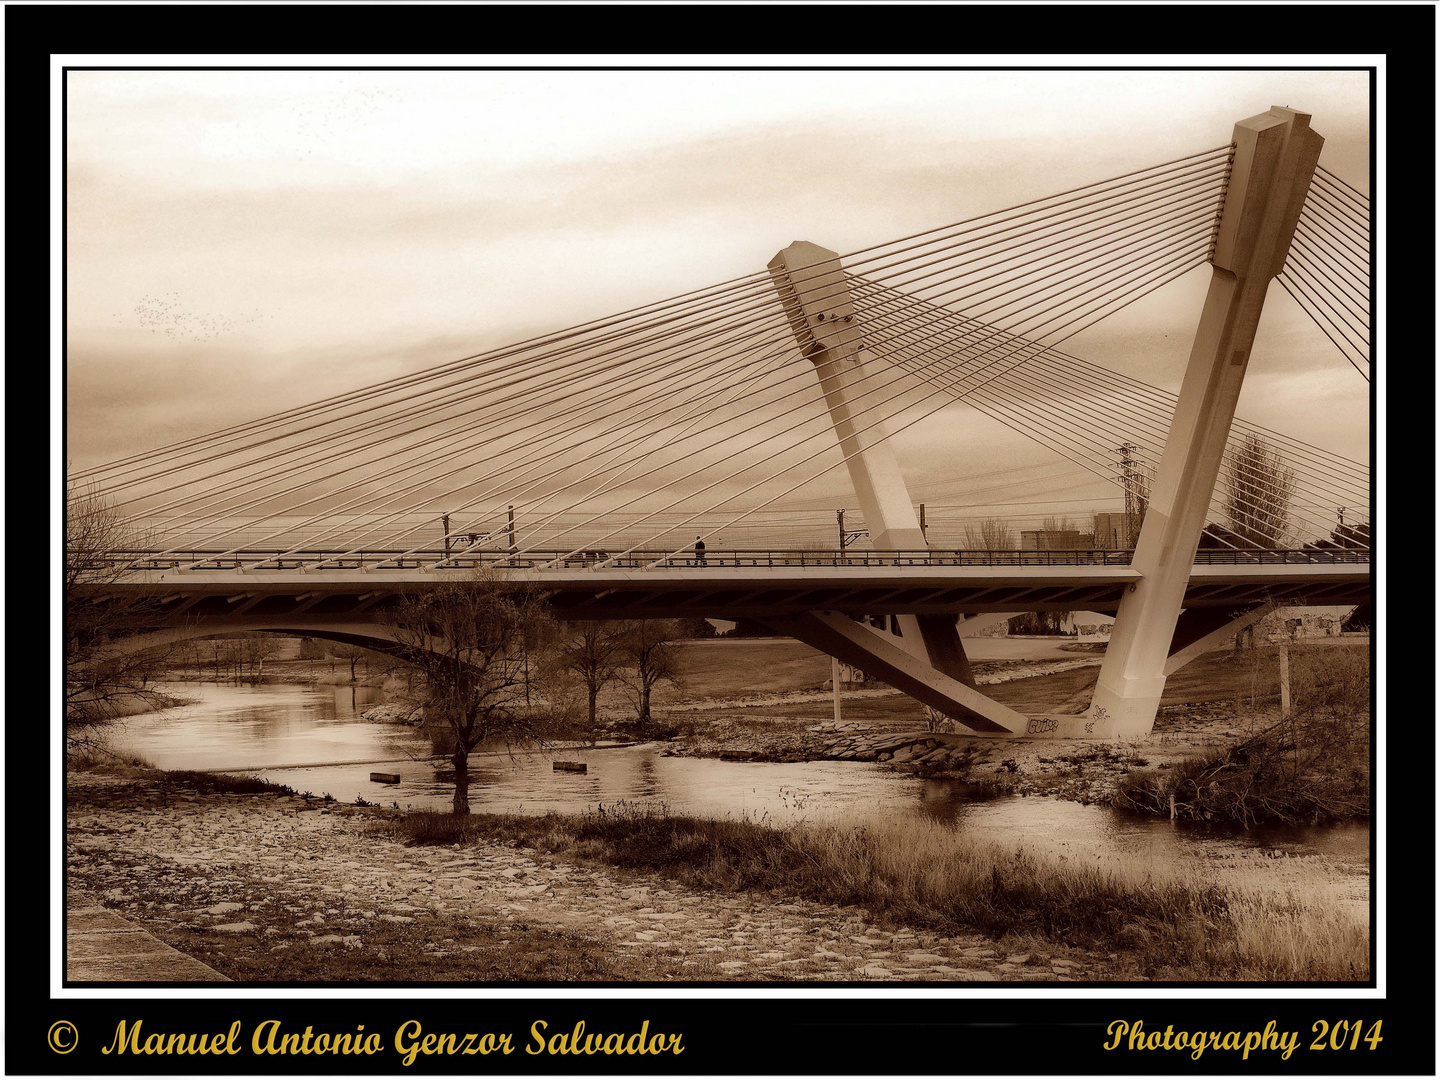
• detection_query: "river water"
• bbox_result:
[112,681,1370,914]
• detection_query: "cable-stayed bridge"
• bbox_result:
[72,106,1370,740]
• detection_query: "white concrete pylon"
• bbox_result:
[1089,107,1324,740]
[769,241,984,705]
[767,241,927,552]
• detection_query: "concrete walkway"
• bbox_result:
[68,891,228,982]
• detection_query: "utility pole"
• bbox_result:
[837,508,845,553]
[507,506,517,554]
[1278,643,1291,718]
[919,503,927,541]
[442,513,451,559]
[1116,441,1143,548]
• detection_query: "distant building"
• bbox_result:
[1020,528,1094,550]
[1093,512,1129,549]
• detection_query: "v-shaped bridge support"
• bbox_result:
[766,107,1325,741]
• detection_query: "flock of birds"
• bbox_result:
[115,82,407,339]
[291,79,406,153]
[123,292,264,342]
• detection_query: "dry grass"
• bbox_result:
[372,804,1366,981]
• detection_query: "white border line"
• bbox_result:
[52,53,1384,1003]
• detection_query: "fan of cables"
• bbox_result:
[69,141,1366,568]
[1276,164,1371,381]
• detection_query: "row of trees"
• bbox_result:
[380,577,694,813]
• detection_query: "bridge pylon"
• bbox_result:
[767,240,1029,735]
[1088,107,1324,740]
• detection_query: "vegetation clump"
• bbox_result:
[1113,645,1369,825]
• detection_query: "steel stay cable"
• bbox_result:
[851,270,1373,491]
[136,305,801,529]
[226,335,813,565]
[857,194,1226,332]
[906,322,1369,528]
[72,266,781,482]
[90,159,1229,489]
[869,260,1365,544]
[536,248,1218,565]
[94,277,790,497]
[843,159,1231,292]
[1290,230,1371,305]
[306,216,1238,567]
[1301,199,1374,257]
[836,145,1231,273]
[99,163,1230,501]
[509,236,1226,561]
[1304,184,1372,236]
[1287,232,1371,308]
[164,332,792,563]
[1275,275,1370,380]
[1274,264,1370,358]
[109,172,1226,506]
[1282,251,1371,338]
[1315,165,1371,204]
[82,146,1233,487]
[429,348,800,566]
[1305,181,1372,233]
[910,329,1345,544]
[1297,204,1369,263]
[1306,175,1373,227]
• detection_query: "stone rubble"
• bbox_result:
[66,776,1109,983]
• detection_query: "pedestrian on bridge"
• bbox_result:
[694,535,706,566]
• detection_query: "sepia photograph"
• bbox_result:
[60,63,1378,998]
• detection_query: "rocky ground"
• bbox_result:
[67,772,1125,983]
[652,694,1264,805]
[806,700,1261,803]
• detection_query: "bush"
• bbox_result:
[1115,645,1369,825]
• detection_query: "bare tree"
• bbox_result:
[621,619,685,729]
[555,621,630,728]
[297,637,328,661]
[1043,516,1076,534]
[383,572,558,813]
[65,483,181,754]
[329,642,374,683]
[962,517,1016,551]
[240,634,283,684]
[1223,433,1297,548]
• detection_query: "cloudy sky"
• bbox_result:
[65,67,1371,541]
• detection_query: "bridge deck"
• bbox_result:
[97,550,1369,621]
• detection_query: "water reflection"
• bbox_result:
[111,681,1368,912]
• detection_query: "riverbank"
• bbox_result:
[66,769,1366,983]
[649,643,1370,814]
[65,770,1107,982]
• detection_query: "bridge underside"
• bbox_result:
[94,563,1367,741]
[96,564,1368,625]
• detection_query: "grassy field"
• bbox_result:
[374,805,1367,982]
[670,642,1369,722]
[660,640,833,699]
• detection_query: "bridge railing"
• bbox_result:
[93,546,1371,572]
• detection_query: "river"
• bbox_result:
[111,681,1370,914]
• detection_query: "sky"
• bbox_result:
[65,67,1372,542]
